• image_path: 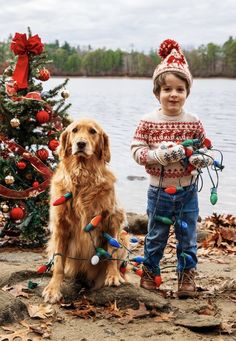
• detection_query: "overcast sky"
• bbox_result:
[0,0,235,52]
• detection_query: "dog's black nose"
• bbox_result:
[77,141,86,150]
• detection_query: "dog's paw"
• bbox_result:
[42,284,62,304]
[105,272,125,286]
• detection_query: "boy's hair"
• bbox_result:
[153,71,191,97]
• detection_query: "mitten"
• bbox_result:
[189,148,214,169]
[152,142,185,166]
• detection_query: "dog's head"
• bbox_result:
[57,119,111,163]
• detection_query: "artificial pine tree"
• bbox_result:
[0,28,71,247]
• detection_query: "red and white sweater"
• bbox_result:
[131,109,206,188]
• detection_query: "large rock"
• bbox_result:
[83,283,169,310]
[0,290,27,325]
[0,270,40,287]
[126,212,148,234]
[174,313,221,330]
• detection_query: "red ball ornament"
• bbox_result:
[36,110,50,124]
[10,207,24,220]
[33,181,40,188]
[36,148,49,161]
[16,160,27,170]
[48,139,60,151]
[37,68,50,81]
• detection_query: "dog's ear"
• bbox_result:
[57,130,71,159]
[99,132,111,163]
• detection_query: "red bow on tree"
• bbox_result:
[11,32,44,89]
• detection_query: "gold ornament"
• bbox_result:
[0,212,6,226]
[61,89,70,99]
[23,152,31,158]
[10,118,20,128]
[5,175,15,185]
[0,203,9,213]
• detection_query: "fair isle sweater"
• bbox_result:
[131,109,206,188]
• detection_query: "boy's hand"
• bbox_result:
[152,142,185,166]
[189,152,213,169]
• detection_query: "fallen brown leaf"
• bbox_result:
[123,302,151,322]
[2,284,29,298]
[66,297,97,319]
[68,306,97,319]
[0,321,43,341]
[105,300,124,318]
[154,311,175,322]
[27,303,54,319]
[197,306,216,316]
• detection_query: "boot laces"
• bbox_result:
[179,269,195,287]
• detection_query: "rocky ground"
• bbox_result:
[0,213,236,341]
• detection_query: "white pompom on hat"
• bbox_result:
[153,39,192,87]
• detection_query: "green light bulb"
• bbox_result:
[181,139,199,147]
[155,215,173,225]
[210,187,218,205]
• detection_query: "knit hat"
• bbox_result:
[153,39,192,88]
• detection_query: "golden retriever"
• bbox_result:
[42,118,128,303]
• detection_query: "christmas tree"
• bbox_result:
[0,28,71,247]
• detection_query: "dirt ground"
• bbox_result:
[0,231,236,341]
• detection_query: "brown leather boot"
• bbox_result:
[140,266,157,290]
[177,268,197,298]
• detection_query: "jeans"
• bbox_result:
[144,184,199,274]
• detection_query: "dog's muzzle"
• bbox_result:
[77,141,86,150]
[72,140,88,155]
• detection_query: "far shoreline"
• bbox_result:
[51,74,236,80]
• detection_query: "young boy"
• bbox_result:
[131,39,212,298]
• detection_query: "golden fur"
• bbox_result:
[43,118,128,303]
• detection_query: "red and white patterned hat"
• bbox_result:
[153,39,192,87]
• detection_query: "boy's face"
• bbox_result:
[158,74,187,116]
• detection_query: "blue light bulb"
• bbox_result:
[131,256,145,263]
[130,237,139,243]
[177,219,188,229]
[102,232,120,248]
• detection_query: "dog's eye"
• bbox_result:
[72,127,78,133]
[89,128,97,134]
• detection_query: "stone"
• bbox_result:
[174,313,221,330]
[0,290,27,325]
[126,212,148,234]
[87,283,169,310]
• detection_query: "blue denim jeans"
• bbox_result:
[144,184,199,274]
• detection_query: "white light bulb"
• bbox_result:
[91,255,100,265]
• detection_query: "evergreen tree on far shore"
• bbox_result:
[1,35,236,78]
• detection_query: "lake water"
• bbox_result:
[45,77,236,218]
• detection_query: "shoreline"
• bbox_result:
[51,74,236,80]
